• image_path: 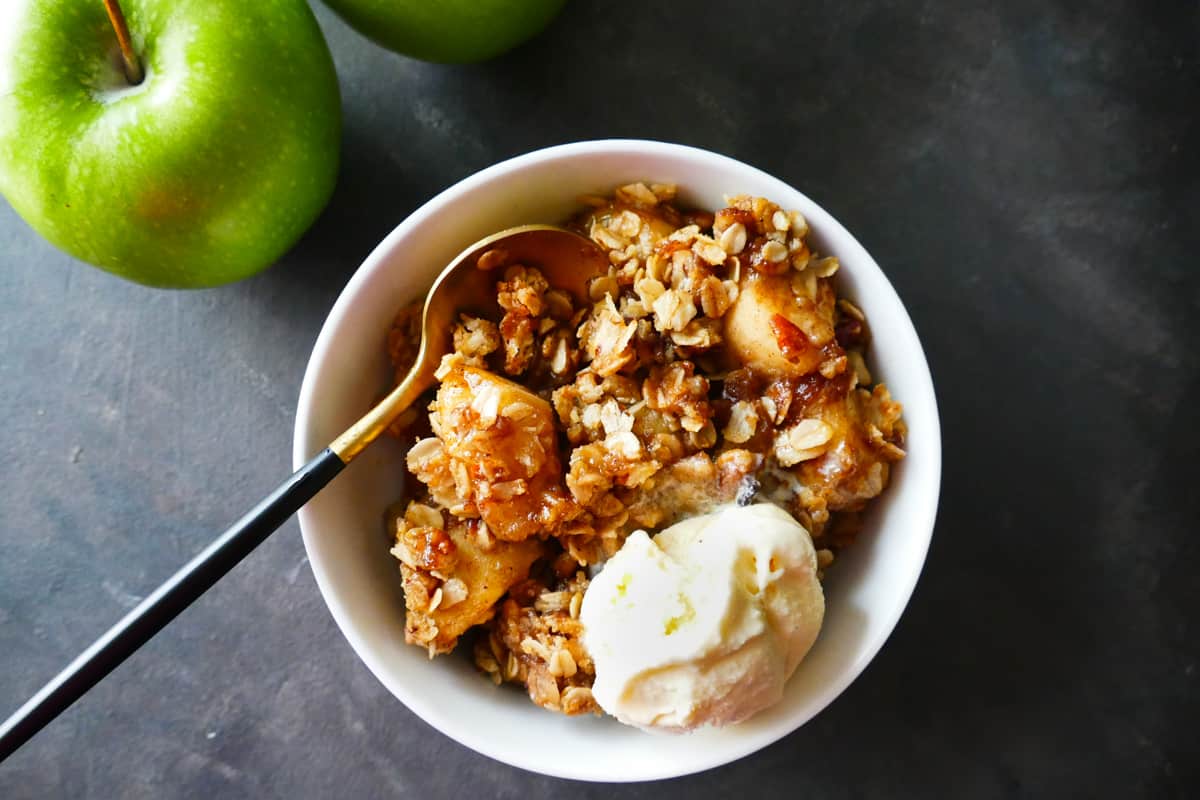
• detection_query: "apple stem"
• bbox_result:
[102,0,144,85]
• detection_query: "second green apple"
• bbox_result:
[322,0,566,63]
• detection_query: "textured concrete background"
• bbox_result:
[2,0,1197,796]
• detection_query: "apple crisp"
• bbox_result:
[384,184,905,716]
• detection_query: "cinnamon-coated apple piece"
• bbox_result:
[433,360,577,541]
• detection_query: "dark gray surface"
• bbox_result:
[2,0,1197,796]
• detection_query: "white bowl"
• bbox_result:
[293,140,941,782]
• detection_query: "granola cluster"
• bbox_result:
[385,184,906,716]
[474,560,596,715]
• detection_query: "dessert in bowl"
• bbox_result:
[293,140,940,781]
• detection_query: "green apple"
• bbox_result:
[0,0,341,288]
[322,0,566,63]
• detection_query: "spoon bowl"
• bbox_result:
[330,224,607,460]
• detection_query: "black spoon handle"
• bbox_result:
[0,448,346,763]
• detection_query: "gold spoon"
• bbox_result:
[331,224,608,461]
[0,225,609,762]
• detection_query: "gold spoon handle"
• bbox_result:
[330,356,435,463]
[0,358,436,761]
[0,446,344,762]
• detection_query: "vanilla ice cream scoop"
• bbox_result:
[580,502,825,732]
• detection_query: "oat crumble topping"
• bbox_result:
[383,183,906,716]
